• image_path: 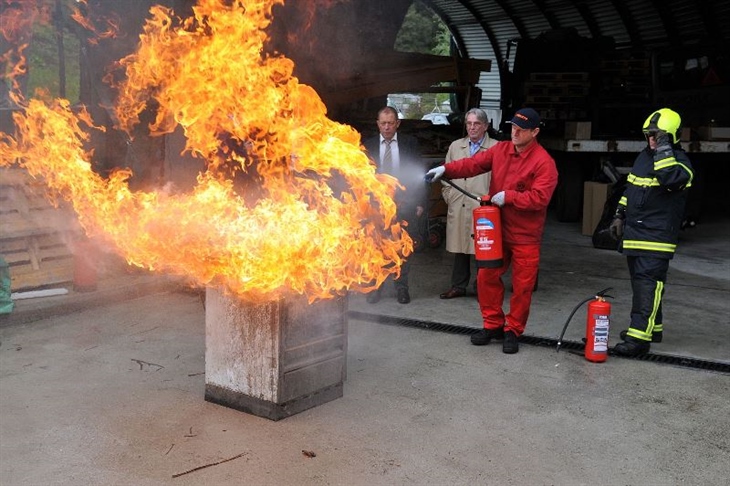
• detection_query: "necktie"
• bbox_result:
[470,141,480,156]
[382,139,393,173]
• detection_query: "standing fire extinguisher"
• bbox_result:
[584,295,611,362]
[473,197,503,268]
[557,288,613,362]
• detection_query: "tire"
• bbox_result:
[428,229,442,248]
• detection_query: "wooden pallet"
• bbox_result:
[0,168,81,291]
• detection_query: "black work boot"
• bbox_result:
[614,336,651,356]
[470,327,504,346]
[502,331,519,354]
[620,329,662,343]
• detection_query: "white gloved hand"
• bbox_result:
[425,166,445,183]
[491,191,506,207]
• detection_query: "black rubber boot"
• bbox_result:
[614,336,651,356]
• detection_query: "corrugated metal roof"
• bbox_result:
[426,0,730,114]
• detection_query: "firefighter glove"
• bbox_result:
[425,165,445,183]
[491,191,506,207]
[609,217,624,239]
[654,129,672,151]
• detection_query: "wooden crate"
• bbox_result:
[0,168,80,291]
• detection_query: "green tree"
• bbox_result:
[395,1,450,55]
[394,2,453,118]
[26,0,81,102]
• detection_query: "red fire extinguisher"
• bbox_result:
[557,288,613,362]
[473,196,503,268]
[434,180,503,267]
[584,296,611,362]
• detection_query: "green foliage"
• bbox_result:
[25,1,81,102]
[395,1,450,55]
[393,1,454,118]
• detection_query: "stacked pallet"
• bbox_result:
[523,72,590,120]
[599,58,651,101]
[0,168,81,291]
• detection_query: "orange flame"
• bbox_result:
[70,0,120,45]
[0,0,412,303]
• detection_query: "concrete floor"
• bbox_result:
[1,215,729,485]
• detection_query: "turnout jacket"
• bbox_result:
[617,145,693,259]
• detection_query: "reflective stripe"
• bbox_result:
[654,323,663,333]
[648,281,663,334]
[627,281,663,342]
[623,240,676,252]
[628,174,660,187]
[653,156,676,170]
[619,196,627,206]
[627,328,652,341]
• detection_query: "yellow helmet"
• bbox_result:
[642,108,682,144]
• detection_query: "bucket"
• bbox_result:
[73,239,98,292]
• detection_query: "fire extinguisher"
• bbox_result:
[473,197,503,268]
[556,287,613,362]
[438,179,503,268]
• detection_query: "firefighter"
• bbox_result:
[610,108,694,356]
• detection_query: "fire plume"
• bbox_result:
[0,0,412,302]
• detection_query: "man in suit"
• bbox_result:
[439,108,497,300]
[363,106,426,304]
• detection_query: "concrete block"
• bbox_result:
[205,288,347,420]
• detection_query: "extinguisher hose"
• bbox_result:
[556,287,613,353]
[441,179,481,202]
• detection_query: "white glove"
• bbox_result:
[491,191,505,207]
[425,166,445,183]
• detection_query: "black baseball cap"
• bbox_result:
[509,108,541,129]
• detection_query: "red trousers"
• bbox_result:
[476,243,541,336]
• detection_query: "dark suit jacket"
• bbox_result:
[363,133,427,219]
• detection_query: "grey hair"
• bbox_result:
[465,108,489,125]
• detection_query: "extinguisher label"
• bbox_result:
[475,218,496,250]
[593,315,610,352]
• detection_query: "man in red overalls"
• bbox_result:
[426,108,558,354]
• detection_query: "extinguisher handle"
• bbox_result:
[596,287,613,299]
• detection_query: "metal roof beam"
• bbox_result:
[607,0,642,47]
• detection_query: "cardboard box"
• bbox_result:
[582,182,612,236]
[565,121,592,140]
[697,126,730,140]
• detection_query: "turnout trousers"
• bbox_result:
[477,243,540,336]
[626,255,668,342]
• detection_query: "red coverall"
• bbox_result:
[443,140,558,336]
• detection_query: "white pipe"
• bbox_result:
[11,288,69,300]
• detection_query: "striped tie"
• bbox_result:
[382,139,393,173]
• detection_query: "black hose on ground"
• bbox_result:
[556,287,613,353]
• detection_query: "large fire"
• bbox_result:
[0,0,412,302]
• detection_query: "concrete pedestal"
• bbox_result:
[204,288,347,421]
